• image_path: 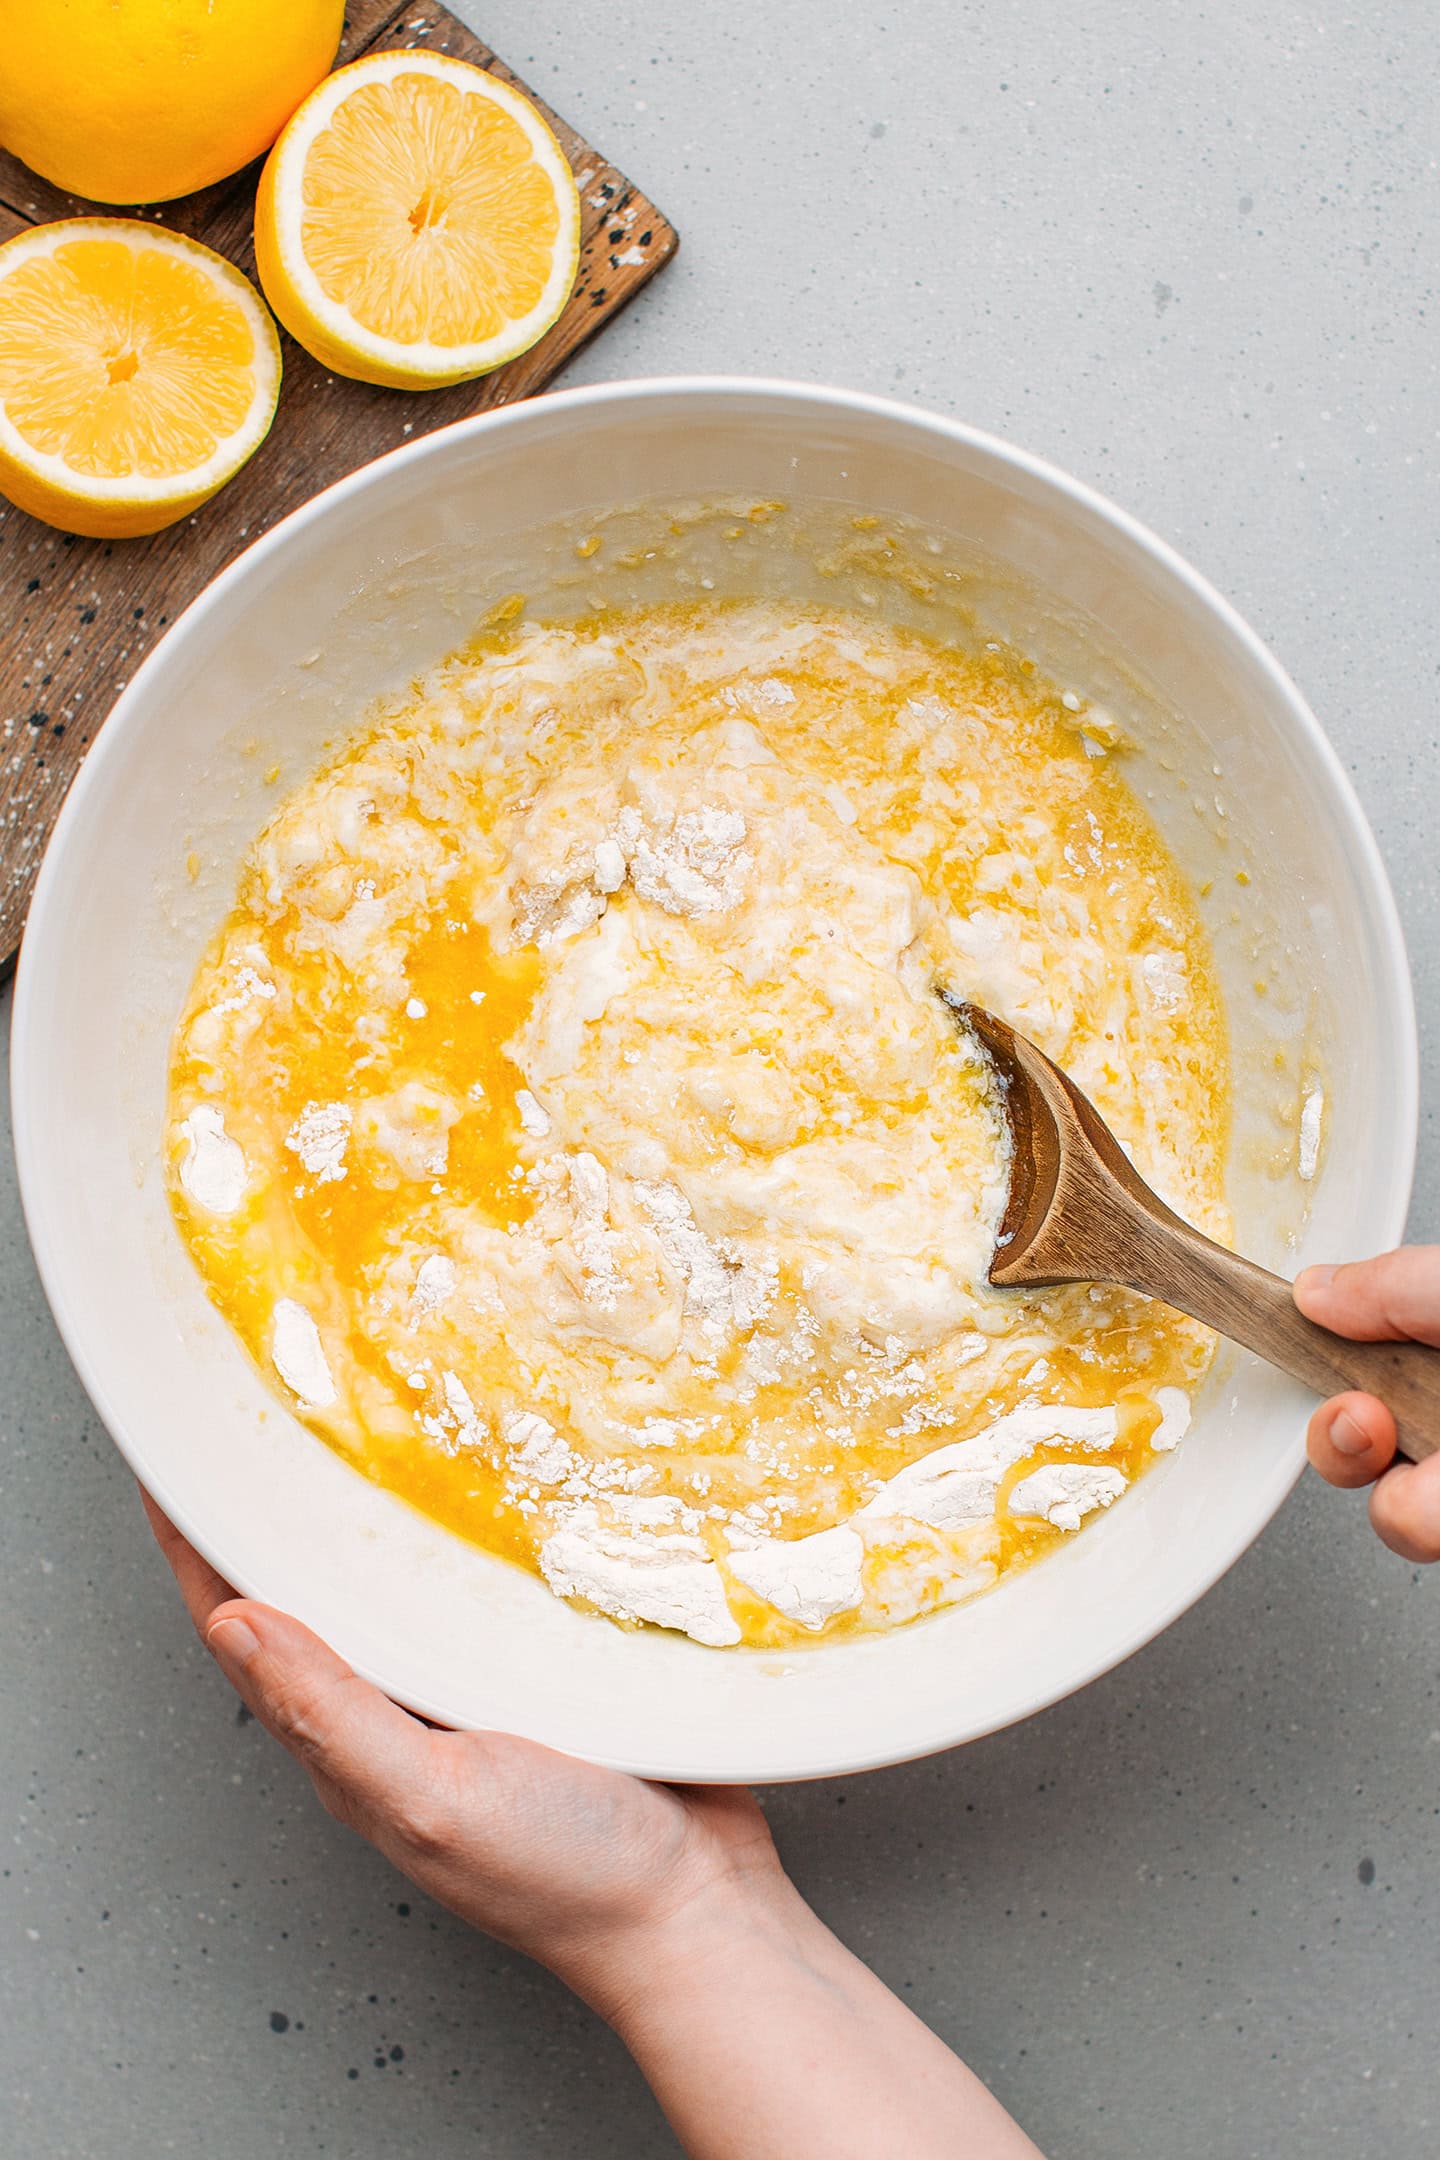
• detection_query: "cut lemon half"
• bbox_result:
[0,220,281,539]
[254,51,582,390]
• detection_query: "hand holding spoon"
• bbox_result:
[949,995,1440,1464]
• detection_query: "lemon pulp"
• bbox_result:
[0,221,279,537]
[255,54,580,388]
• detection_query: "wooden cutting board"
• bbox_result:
[0,0,678,971]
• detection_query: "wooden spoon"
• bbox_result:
[946,994,1440,1465]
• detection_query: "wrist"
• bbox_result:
[561,1849,822,2032]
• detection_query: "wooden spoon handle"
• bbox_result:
[1116,1214,1440,1465]
[954,997,1439,1460]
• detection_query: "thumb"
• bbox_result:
[206,1601,447,1847]
[1294,1247,1440,1348]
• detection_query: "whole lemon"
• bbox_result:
[0,0,345,205]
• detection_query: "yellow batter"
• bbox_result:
[166,599,1228,1649]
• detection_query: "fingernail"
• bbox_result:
[1300,1263,1339,1291]
[1329,1410,1371,1457]
[207,1615,260,1667]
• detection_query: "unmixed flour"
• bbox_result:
[285,1101,351,1183]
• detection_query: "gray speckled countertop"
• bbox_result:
[5,4,1439,2154]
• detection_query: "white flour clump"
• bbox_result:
[1149,1387,1191,1453]
[539,1512,742,1647]
[727,1525,865,1629]
[410,1253,456,1316]
[1139,949,1188,1013]
[516,1088,552,1139]
[419,1369,488,1455]
[593,837,626,893]
[616,803,751,915]
[177,1106,248,1216]
[858,1404,1119,1532]
[565,1152,623,1307]
[635,1179,777,1340]
[271,1299,337,1409]
[1009,1462,1127,1532]
[441,1371,486,1448]
[209,964,276,1018]
[505,1409,574,1487]
[285,1100,351,1183]
[515,872,608,948]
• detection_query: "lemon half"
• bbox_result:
[0,220,282,538]
[254,51,582,390]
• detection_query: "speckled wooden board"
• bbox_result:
[0,0,678,970]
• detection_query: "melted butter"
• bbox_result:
[166,600,1229,1649]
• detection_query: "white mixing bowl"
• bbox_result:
[11,380,1416,1781]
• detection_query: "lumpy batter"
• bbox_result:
[167,599,1228,1648]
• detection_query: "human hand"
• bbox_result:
[1294,1248,1440,1561]
[139,1487,781,2018]
[142,1486,1041,2158]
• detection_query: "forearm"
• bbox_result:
[575,1871,1043,2160]
[153,1509,1036,2153]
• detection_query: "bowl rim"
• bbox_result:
[10,374,1419,1776]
